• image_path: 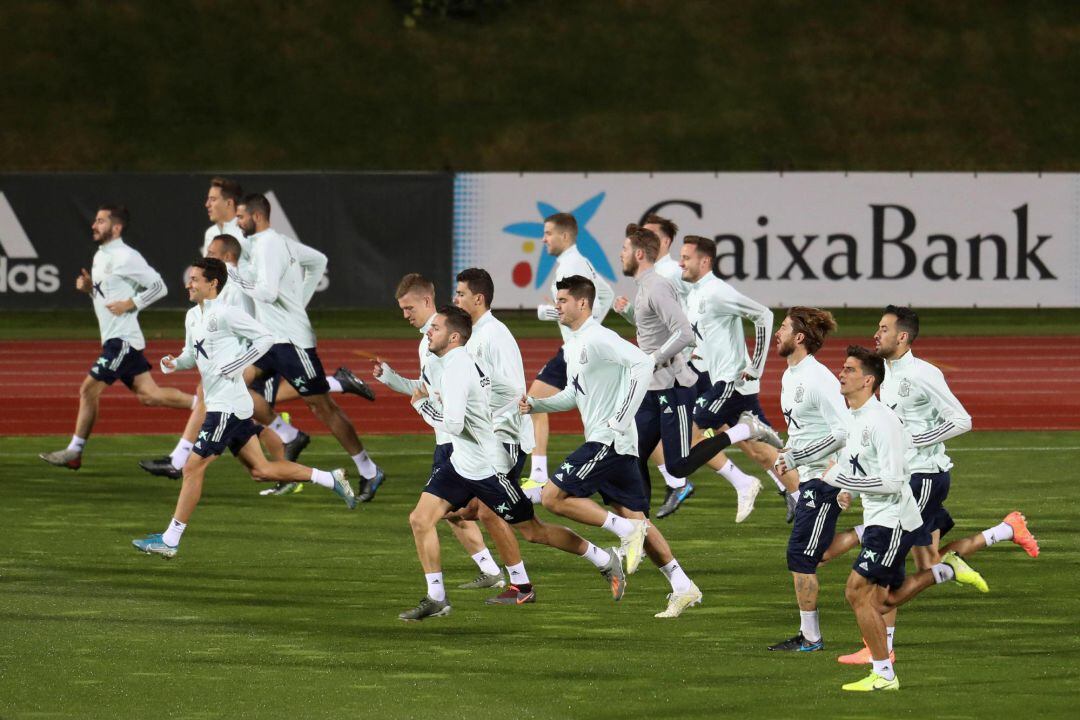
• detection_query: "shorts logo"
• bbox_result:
[662,406,673,414]
[495,502,510,514]
[555,472,565,481]
[794,385,805,403]
[861,548,879,563]
[805,499,816,509]
[899,378,912,398]
[560,462,574,474]
[803,489,815,502]
[695,396,707,407]
[198,430,209,440]
[293,376,307,389]
[859,561,870,571]
[95,356,108,367]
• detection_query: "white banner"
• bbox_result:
[452,173,1080,308]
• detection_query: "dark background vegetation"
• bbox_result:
[2,0,1076,172]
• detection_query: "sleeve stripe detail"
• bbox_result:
[911,421,955,444]
[614,379,638,422]
[220,348,261,374]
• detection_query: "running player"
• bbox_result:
[227,193,385,500]
[131,259,355,558]
[526,213,614,490]
[40,205,194,469]
[401,306,627,621]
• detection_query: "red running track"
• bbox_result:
[2,336,1079,436]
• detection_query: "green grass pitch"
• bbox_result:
[1,431,1077,719]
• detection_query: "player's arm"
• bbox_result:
[527,386,577,414]
[650,282,693,365]
[216,307,274,379]
[228,236,284,303]
[909,368,973,447]
[413,367,466,436]
[291,240,328,306]
[599,336,654,433]
[118,253,168,311]
[614,296,636,325]
[589,269,615,322]
[166,323,197,372]
[375,362,423,396]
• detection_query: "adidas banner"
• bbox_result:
[0,173,452,309]
[452,173,1080,308]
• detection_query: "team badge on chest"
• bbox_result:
[579,347,588,364]
[207,315,219,333]
[794,385,805,403]
[861,427,871,446]
[899,378,912,398]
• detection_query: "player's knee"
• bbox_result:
[408,509,433,533]
[136,390,161,406]
[540,491,561,514]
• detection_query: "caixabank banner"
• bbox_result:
[452,173,1080,308]
[0,173,452,309]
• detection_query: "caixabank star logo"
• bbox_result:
[501,191,616,288]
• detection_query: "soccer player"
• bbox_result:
[374,273,521,597]
[522,275,704,618]
[765,308,850,653]
[526,213,614,490]
[675,235,779,522]
[40,205,194,469]
[401,306,627,621]
[614,225,697,511]
[226,194,386,500]
[131,259,355,558]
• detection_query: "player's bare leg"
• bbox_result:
[611,501,701,616]
[235,435,355,508]
[74,375,108,440]
[130,372,194,409]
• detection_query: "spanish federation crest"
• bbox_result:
[207,315,219,333]
[579,347,588,364]
[861,427,871,446]
[794,385,805,403]
[698,298,706,313]
[899,378,912,398]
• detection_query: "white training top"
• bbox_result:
[90,238,167,350]
[202,218,250,264]
[822,396,923,531]
[168,297,274,417]
[779,354,850,482]
[412,345,501,481]
[685,273,773,386]
[881,349,972,474]
[529,317,654,457]
[536,244,615,343]
[378,316,453,447]
[467,310,535,453]
[226,228,317,347]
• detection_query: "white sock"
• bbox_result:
[270,415,298,443]
[170,438,194,470]
[530,455,548,479]
[660,558,693,593]
[506,561,531,586]
[425,572,446,601]
[602,512,635,538]
[67,435,86,452]
[326,376,343,393]
[886,626,895,652]
[726,424,751,444]
[854,524,866,541]
[659,464,686,490]
[310,468,335,488]
[162,517,186,547]
[799,610,821,642]
[767,469,786,492]
[717,460,755,493]
[872,658,896,681]
[581,542,612,569]
[471,549,500,577]
[352,451,377,479]
[931,562,955,584]
[982,521,1013,546]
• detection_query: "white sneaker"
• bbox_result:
[619,519,649,574]
[735,478,762,523]
[738,411,783,449]
[654,582,703,618]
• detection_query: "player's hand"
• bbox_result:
[613,296,629,313]
[160,355,177,374]
[837,491,852,510]
[773,453,790,476]
[106,298,136,315]
[518,394,533,415]
[76,269,93,293]
[371,358,385,379]
[741,370,759,382]
[410,386,428,404]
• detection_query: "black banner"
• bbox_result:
[0,173,453,309]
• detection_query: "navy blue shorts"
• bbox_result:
[249,372,283,406]
[424,459,535,524]
[910,471,955,546]
[432,442,453,467]
[635,384,695,495]
[690,364,711,396]
[787,479,843,573]
[534,347,567,389]
[193,412,263,458]
[853,524,920,590]
[693,380,771,430]
[551,442,649,512]
[254,343,329,396]
[433,442,526,483]
[88,339,151,389]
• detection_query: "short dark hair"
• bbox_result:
[210,177,243,205]
[625,224,661,263]
[98,204,129,230]
[395,272,434,300]
[847,344,885,391]
[642,213,678,242]
[884,304,920,343]
[787,307,837,355]
[240,193,271,220]
[683,235,716,263]
[210,234,242,262]
[555,274,595,307]
[545,212,578,239]
[456,267,495,308]
[438,304,472,342]
[192,257,228,293]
